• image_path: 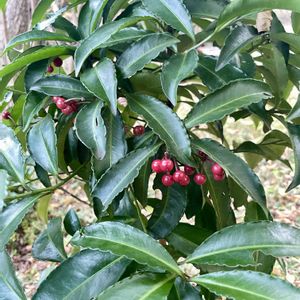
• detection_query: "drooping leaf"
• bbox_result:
[92,142,161,211]
[0,250,26,300]
[161,50,198,105]
[104,0,129,22]
[31,75,92,99]
[52,16,81,41]
[32,0,55,26]
[117,33,179,78]
[36,194,52,224]
[97,273,175,300]
[33,250,129,300]
[271,32,300,54]
[28,115,58,175]
[75,101,106,160]
[127,94,192,165]
[192,270,300,300]
[0,196,40,250]
[287,94,300,121]
[148,184,187,239]
[5,30,74,53]
[191,138,268,215]
[0,123,25,184]
[72,223,182,276]
[0,170,8,212]
[142,0,194,40]
[80,58,117,115]
[168,277,201,300]
[63,208,81,236]
[34,6,67,31]
[32,218,67,262]
[187,221,300,266]
[185,79,273,128]
[216,25,260,70]
[0,46,74,78]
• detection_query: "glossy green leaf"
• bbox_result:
[32,0,55,26]
[81,58,117,115]
[5,30,74,52]
[192,138,268,215]
[22,92,48,132]
[92,142,161,211]
[52,16,81,41]
[185,79,273,128]
[272,32,300,53]
[35,6,67,31]
[117,33,179,78]
[75,101,106,160]
[104,0,129,22]
[286,123,300,192]
[75,17,150,75]
[148,184,187,239]
[98,273,175,300]
[24,60,48,92]
[0,46,74,78]
[127,94,192,165]
[161,50,198,105]
[0,123,25,183]
[168,277,201,300]
[32,218,67,262]
[196,55,248,91]
[0,250,26,300]
[217,25,259,70]
[292,12,300,34]
[33,250,129,300]
[63,208,81,236]
[28,115,58,175]
[184,0,227,19]
[36,194,51,224]
[187,221,300,266]
[0,196,40,250]
[71,221,182,275]
[0,170,8,212]
[31,75,92,99]
[192,270,300,300]
[287,94,300,121]
[142,0,194,40]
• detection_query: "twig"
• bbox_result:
[59,187,91,206]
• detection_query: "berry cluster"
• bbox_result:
[151,152,225,187]
[47,57,63,73]
[52,97,78,115]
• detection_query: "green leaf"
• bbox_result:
[104,0,129,22]
[32,0,55,26]
[36,194,52,224]
[63,208,81,236]
[28,115,58,175]
[0,196,40,250]
[292,12,300,34]
[272,32,300,53]
[71,221,182,275]
[5,30,74,53]
[142,0,194,40]
[168,277,201,300]
[184,0,227,19]
[192,270,300,300]
[0,46,74,78]
[161,50,198,105]
[0,170,8,212]
[74,17,150,76]
[127,94,192,165]
[22,92,48,132]
[35,6,67,31]
[187,221,300,266]
[185,79,273,128]
[31,75,92,99]
[92,143,161,211]
[25,60,48,92]
[286,123,300,192]
[98,273,175,300]
[33,250,129,300]
[117,33,179,78]
[32,218,67,262]
[92,108,127,179]
[287,94,300,121]
[80,58,117,115]
[148,184,187,239]
[75,101,106,160]
[196,55,248,91]
[0,123,25,184]
[52,16,81,41]
[0,250,26,300]
[191,138,268,215]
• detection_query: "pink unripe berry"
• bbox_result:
[180,175,190,186]
[211,163,224,176]
[56,98,67,109]
[173,170,186,183]
[194,173,206,185]
[151,159,162,173]
[213,173,225,182]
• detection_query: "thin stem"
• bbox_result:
[59,187,91,206]
[6,87,26,95]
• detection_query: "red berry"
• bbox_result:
[53,57,63,67]
[69,100,78,112]
[184,165,195,176]
[211,163,224,176]
[180,175,190,186]
[162,174,174,187]
[160,159,174,172]
[173,170,186,183]
[151,160,162,173]
[56,98,67,109]
[213,173,225,182]
[133,125,145,136]
[47,65,54,73]
[198,151,208,161]
[52,96,62,104]
[2,111,11,120]
[61,105,74,115]
[194,173,206,185]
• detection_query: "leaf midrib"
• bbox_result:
[0,273,25,300]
